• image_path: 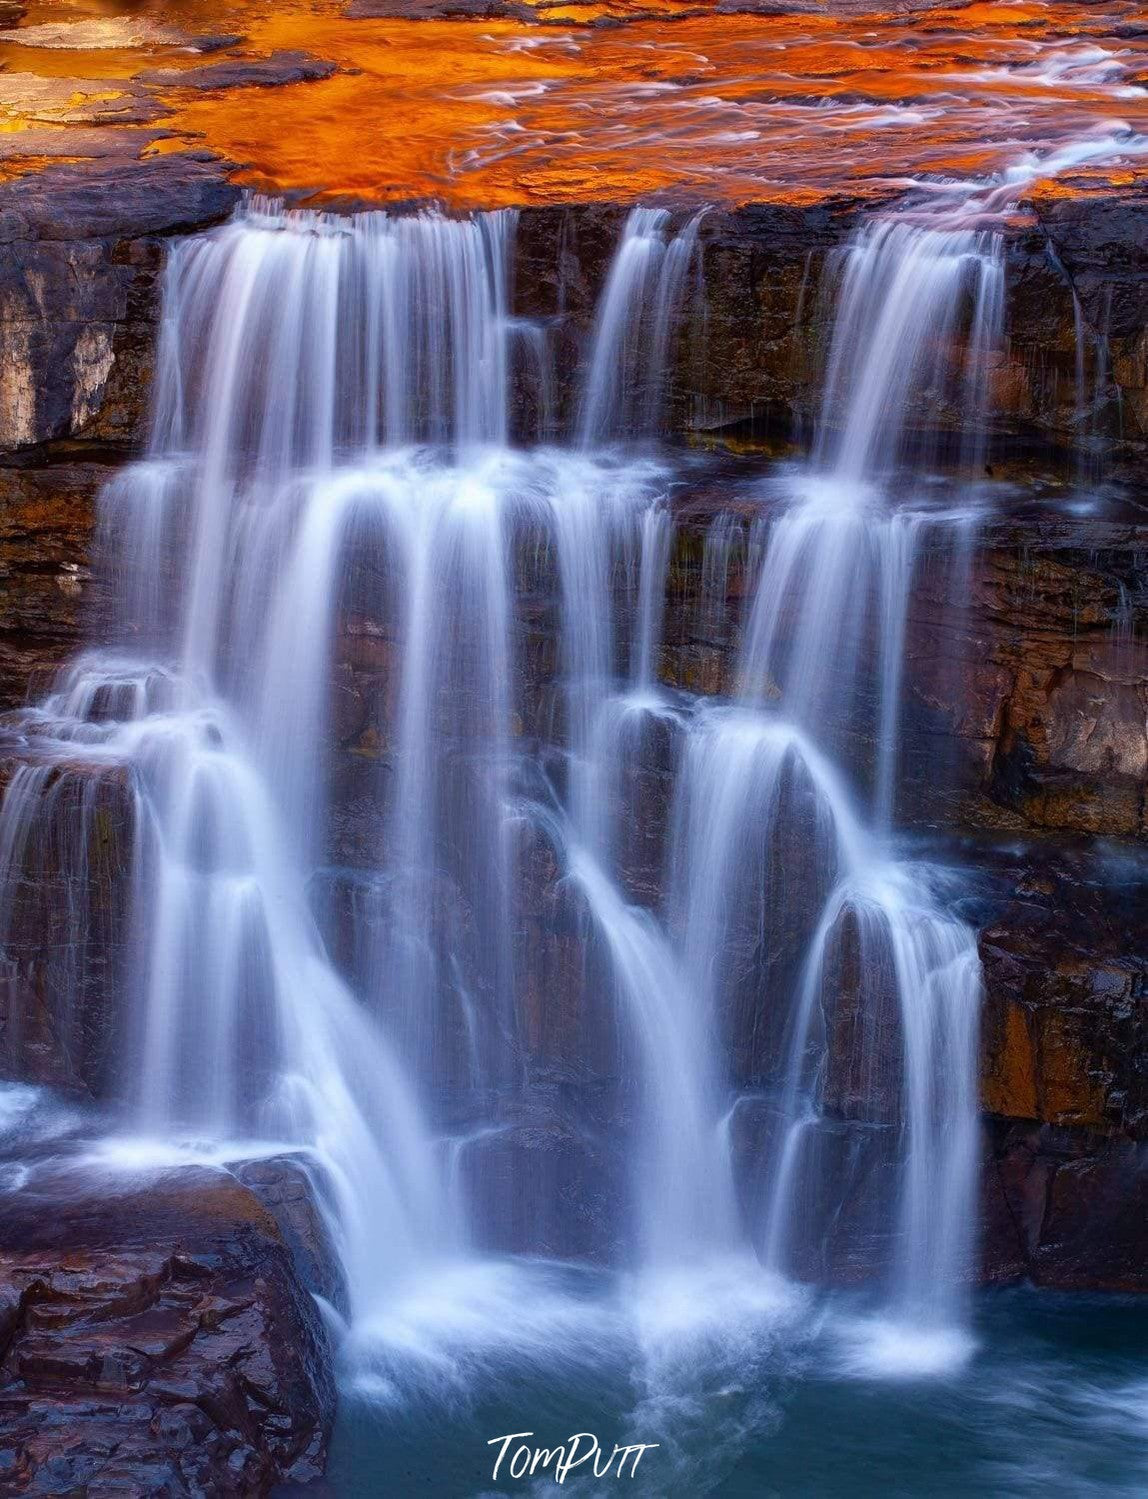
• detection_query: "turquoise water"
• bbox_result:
[316,1280,1148,1497]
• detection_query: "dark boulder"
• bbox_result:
[0,1168,335,1494]
[139,52,338,93]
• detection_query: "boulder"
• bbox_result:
[139,52,337,93]
[0,1168,335,1494]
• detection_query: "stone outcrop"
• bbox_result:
[0,156,237,453]
[0,157,237,713]
[138,52,338,93]
[0,1169,335,1495]
[976,844,1148,1288]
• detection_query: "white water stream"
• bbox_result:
[2,132,1138,1404]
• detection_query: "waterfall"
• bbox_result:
[0,204,536,1325]
[542,457,743,1270]
[0,188,997,1390]
[579,207,701,447]
[689,195,996,1343]
[813,220,1004,481]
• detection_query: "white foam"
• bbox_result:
[833,1315,977,1380]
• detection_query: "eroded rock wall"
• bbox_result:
[0,182,1145,1288]
[0,158,237,705]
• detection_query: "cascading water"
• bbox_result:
[0,202,735,1349]
[579,206,701,447]
[813,218,1004,480]
[701,196,1004,1347]
[709,130,1141,1337]
[0,206,528,1323]
[0,181,1006,1425]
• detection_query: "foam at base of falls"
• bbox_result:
[338,1250,811,1434]
[832,1315,978,1381]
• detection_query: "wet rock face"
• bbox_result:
[983,1123,1148,1291]
[671,204,856,446]
[0,172,1137,475]
[901,512,1148,840]
[0,462,108,710]
[0,759,135,1095]
[0,1170,335,1495]
[233,1156,348,1314]
[974,845,1148,1288]
[0,157,237,452]
[460,1105,629,1264]
[729,1098,902,1285]
[977,848,1148,1140]
[1026,195,1148,465]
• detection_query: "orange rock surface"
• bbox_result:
[0,0,1146,206]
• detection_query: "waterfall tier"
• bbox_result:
[0,198,989,1381]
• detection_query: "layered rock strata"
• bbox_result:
[0,1168,335,1495]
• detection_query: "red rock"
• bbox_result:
[0,1170,334,1495]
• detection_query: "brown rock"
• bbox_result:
[0,756,135,1096]
[139,52,337,93]
[977,846,1148,1138]
[0,157,237,454]
[0,1169,335,1494]
[0,461,108,707]
[1035,1144,1148,1290]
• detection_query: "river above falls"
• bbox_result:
[3,0,1148,208]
